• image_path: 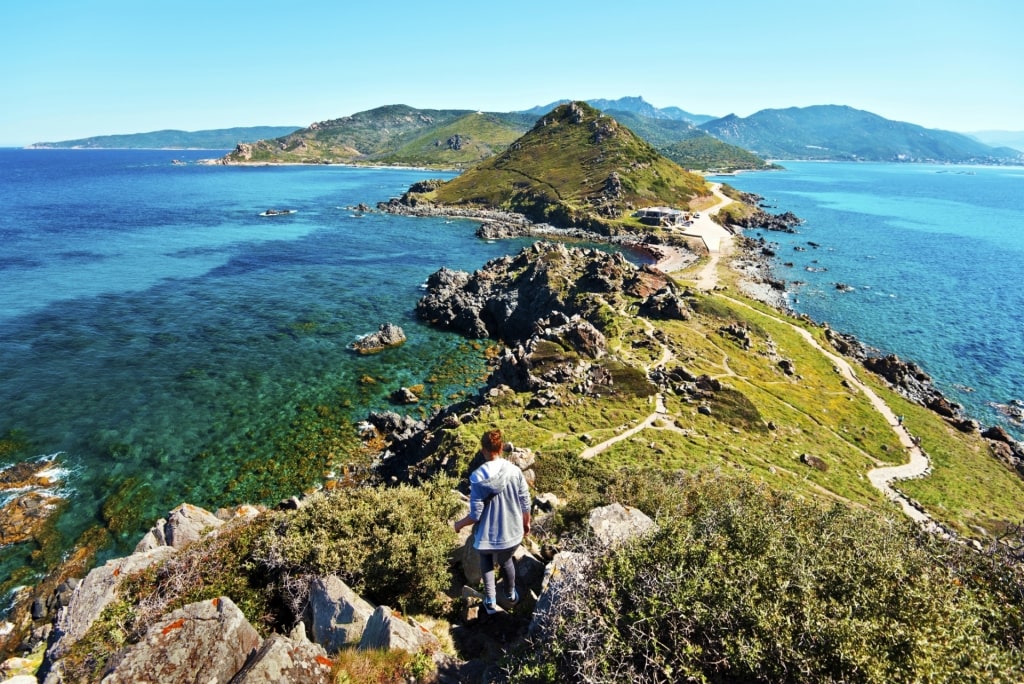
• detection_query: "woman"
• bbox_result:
[454,429,532,614]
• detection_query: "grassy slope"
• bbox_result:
[226,105,476,164]
[377,112,530,167]
[425,249,1024,538]
[427,102,710,230]
[660,134,778,172]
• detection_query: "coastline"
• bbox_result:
[383,191,1009,445]
[377,199,694,270]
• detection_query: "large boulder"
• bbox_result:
[307,575,376,653]
[101,597,261,683]
[229,634,333,683]
[164,503,223,548]
[529,552,590,635]
[588,503,658,547]
[44,546,177,666]
[358,606,439,654]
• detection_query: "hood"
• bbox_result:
[472,459,517,495]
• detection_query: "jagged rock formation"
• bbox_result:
[726,208,803,233]
[416,241,673,343]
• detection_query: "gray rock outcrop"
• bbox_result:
[228,634,333,683]
[307,575,376,653]
[134,502,224,552]
[358,606,438,654]
[416,242,672,344]
[44,546,178,667]
[101,597,261,683]
[529,552,589,635]
[588,503,658,547]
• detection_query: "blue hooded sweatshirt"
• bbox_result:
[469,458,531,551]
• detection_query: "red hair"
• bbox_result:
[481,429,503,454]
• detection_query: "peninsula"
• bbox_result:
[7,102,1024,683]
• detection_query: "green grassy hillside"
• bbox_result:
[422,102,711,232]
[222,105,532,167]
[376,112,528,168]
[659,132,780,172]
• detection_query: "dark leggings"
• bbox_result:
[479,547,516,600]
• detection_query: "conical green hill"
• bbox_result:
[428,101,711,232]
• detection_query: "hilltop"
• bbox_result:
[701,105,1024,163]
[522,95,717,125]
[217,105,535,168]
[398,102,712,233]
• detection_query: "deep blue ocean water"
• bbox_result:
[0,149,558,588]
[713,162,1024,441]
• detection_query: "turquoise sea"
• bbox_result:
[1,151,1021,597]
[0,149,554,590]
[713,162,1024,441]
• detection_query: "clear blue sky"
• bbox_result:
[2,0,1021,145]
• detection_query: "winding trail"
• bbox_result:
[723,296,933,523]
[584,212,935,523]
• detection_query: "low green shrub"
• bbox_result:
[512,471,1024,683]
[253,478,461,615]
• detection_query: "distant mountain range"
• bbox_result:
[967,130,1024,153]
[699,106,1024,164]
[29,98,1023,167]
[27,126,301,150]
[522,96,717,125]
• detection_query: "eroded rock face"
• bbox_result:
[100,596,261,683]
[44,546,178,667]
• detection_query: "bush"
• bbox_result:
[253,478,461,615]
[513,471,1024,683]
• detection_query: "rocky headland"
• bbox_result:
[7,101,1024,680]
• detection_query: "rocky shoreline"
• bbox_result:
[722,200,1024,476]
[376,198,683,270]
[379,192,1012,454]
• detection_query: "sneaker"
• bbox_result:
[483,598,499,615]
[504,587,519,605]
